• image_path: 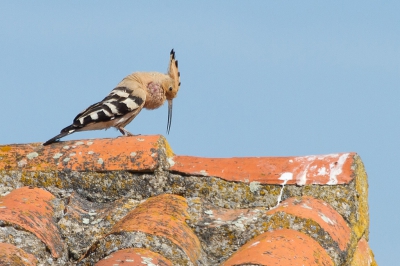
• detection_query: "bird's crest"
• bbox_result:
[167,49,180,100]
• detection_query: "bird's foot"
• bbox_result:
[118,127,137,136]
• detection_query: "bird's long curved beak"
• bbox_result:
[167,99,173,134]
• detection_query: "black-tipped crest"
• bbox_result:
[167,49,180,100]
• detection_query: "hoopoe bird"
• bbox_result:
[43,49,180,146]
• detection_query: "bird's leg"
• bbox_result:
[118,127,134,136]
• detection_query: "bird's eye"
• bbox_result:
[169,87,173,91]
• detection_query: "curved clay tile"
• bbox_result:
[222,229,334,266]
[268,196,351,251]
[0,187,63,258]
[110,194,202,264]
[351,238,376,266]
[0,243,37,266]
[170,152,355,185]
[0,135,170,172]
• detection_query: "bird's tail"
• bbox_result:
[43,125,77,146]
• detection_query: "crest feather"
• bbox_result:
[169,49,180,92]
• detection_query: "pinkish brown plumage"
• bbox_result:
[43,49,180,145]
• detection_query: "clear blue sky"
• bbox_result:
[1,2,399,264]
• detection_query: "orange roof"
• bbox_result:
[0,136,376,265]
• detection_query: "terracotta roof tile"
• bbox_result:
[0,135,171,172]
[0,187,63,258]
[351,237,377,266]
[170,153,355,185]
[111,194,201,263]
[95,248,172,266]
[222,229,334,266]
[0,243,37,266]
[82,194,203,265]
[267,196,351,251]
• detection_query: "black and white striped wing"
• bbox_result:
[68,86,145,130]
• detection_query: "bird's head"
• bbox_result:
[166,49,180,100]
